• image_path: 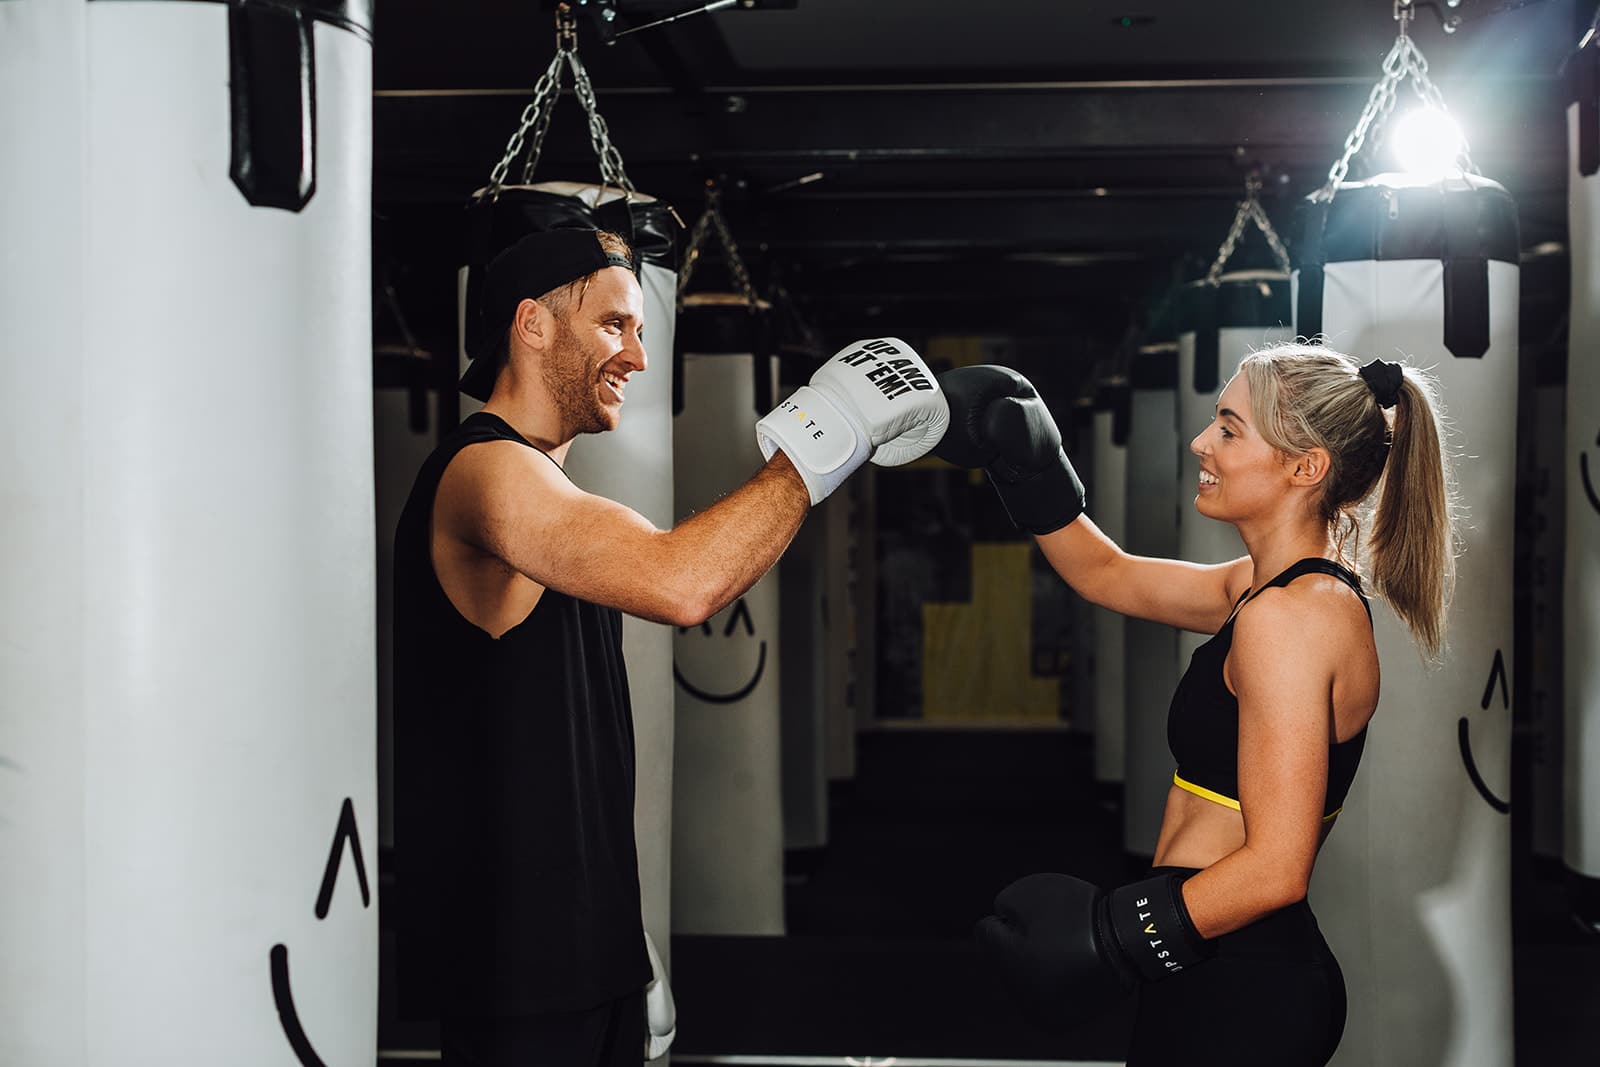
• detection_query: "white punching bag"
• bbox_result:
[672,344,786,935]
[0,4,376,1065]
[455,181,680,961]
[1295,173,1518,1067]
[1175,272,1292,668]
[1122,343,1181,857]
[1091,379,1130,796]
[1565,37,1600,924]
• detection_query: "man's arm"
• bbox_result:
[436,439,809,628]
[440,335,946,628]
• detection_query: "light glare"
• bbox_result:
[1392,107,1467,181]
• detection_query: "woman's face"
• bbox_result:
[1188,373,1293,524]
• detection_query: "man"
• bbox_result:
[393,227,947,1065]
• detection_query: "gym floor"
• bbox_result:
[665,730,1600,1066]
[379,728,1600,1064]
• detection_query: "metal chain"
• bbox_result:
[677,186,760,307]
[564,53,636,191]
[1206,175,1292,283]
[1317,17,1478,201]
[485,52,564,192]
[1401,42,1478,175]
[1317,35,1408,199]
[481,4,636,198]
[1249,200,1293,270]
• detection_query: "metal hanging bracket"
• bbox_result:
[1314,2,1480,202]
[1205,173,1292,283]
[677,182,764,311]
[478,2,638,201]
[607,0,738,42]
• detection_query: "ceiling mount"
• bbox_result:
[560,0,798,46]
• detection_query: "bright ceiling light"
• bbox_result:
[1391,106,1467,181]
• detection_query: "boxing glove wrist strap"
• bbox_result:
[756,385,872,505]
[1101,873,1213,983]
[988,450,1086,535]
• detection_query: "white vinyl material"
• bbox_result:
[1297,257,1517,1067]
[671,353,786,934]
[1176,317,1292,668]
[1566,101,1600,880]
[1122,363,1180,854]
[0,6,376,1066]
[1090,406,1128,786]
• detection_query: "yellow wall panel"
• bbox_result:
[922,543,1059,722]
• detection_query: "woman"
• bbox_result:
[938,343,1453,1067]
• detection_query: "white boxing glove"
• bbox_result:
[642,931,676,1060]
[756,337,949,505]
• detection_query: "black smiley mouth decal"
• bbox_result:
[271,798,371,1066]
[1582,429,1600,516]
[1458,649,1511,815]
[674,597,768,704]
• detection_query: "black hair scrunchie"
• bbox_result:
[1359,359,1404,410]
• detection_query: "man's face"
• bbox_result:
[541,265,647,436]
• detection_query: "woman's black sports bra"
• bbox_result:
[1166,557,1372,822]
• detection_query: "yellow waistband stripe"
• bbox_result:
[1173,772,1342,823]
[1173,772,1242,811]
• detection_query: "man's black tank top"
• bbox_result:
[1167,558,1371,822]
[392,412,649,1019]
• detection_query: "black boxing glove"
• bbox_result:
[974,871,1213,1032]
[933,365,1086,534]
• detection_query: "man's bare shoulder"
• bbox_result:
[435,438,575,530]
[444,437,568,492]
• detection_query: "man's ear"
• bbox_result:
[510,297,550,351]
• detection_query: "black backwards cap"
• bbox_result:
[460,228,637,402]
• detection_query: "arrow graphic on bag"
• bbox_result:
[270,797,372,1067]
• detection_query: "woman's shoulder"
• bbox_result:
[1236,565,1371,645]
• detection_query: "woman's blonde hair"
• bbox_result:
[1237,342,1455,657]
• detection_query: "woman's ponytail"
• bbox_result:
[1368,369,1455,659]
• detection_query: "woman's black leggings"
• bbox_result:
[1126,867,1347,1067]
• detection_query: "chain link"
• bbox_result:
[1206,174,1291,283]
[1250,200,1293,270]
[565,55,635,191]
[677,185,760,307]
[1316,25,1478,201]
[480,4,636,199]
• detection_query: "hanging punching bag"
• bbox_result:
[1123,342,1181,858]
[0,4,376,1064]
[456,180,681,958]
[1091,377,1131,798]
[671,323,786,936]
[1564,34,1600,928]
[1294,172,1518,1067]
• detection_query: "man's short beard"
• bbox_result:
[541,315,611,436]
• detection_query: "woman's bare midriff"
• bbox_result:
[1149,785,1333,870]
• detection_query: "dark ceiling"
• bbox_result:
[373,0,1589,377]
